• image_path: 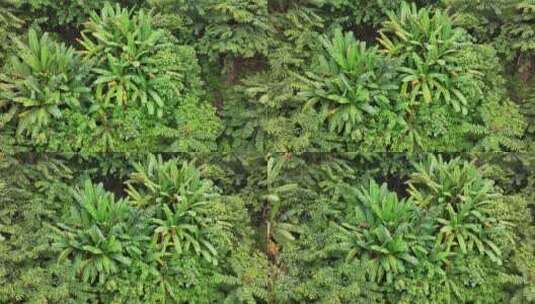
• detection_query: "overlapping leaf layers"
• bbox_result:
[51,155,252,302]
[274,154,530,303]
[299,3,525,151]
[1,3,221,152]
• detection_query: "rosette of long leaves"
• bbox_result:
[379,2,478,114]
[334,180,427,283]
[80,3,168,117]
[299,29,402,146]
[126,154,230,265]
[0,28,89,144]
[51,180,143,285]
[408,156,506,264]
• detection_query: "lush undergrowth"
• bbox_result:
[1,152,534,303]
[0,0,534,152]
[1,1,534,303]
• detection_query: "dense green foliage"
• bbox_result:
[49,155,250,302]
[1,2,221,152]
[0,0,533,152]
[1,1,534,303]
[0,154,88,303]
[2,152,533,303]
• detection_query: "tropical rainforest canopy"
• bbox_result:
[0,1,534,303]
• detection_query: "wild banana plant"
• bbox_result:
[126,154,230,265]
[408,156,506,264]
[80,3,168,117]
[51,180,144,285]
[379,2,476,114]
[375,2,526,151]
[299,29,402,148]
[0,29,89,145]
[334,180,425,283]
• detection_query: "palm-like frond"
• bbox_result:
[126,154,229,265]
[51,180,142,285]
[0,28,88,144]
